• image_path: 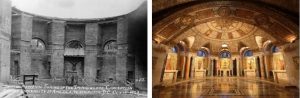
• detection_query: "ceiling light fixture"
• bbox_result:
[221,43,228,47]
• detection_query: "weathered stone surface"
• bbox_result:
[49,21,65,78]
[116,16,128,82]
[84,23,98,83]
[0,0,11,82]
[11,14,33,75]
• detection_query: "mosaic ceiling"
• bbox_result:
[196,19,256,41]
[153,1,298,53]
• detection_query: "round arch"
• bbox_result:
[31,38,46,53]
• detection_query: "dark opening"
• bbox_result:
[233,59,237,76]
[256,57,261,77]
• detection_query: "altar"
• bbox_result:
[163,70,178,82]
[194,69,206,78]
[218,58,232,76]
[244,69,256,77]
[272,70,288,84]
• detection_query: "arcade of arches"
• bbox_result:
[0,0,147,93]
[153,0,299,97]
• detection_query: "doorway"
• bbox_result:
[64,57,84,86]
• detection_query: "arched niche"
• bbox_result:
[64,40,85,56]
[31,38,46,53]
[30,38,50,78]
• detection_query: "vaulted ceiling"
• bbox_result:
[153,1,299,53]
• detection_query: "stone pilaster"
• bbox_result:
[49,20,65,78]
[84,23,98,83]
[12,14,33,75]
[116,16,129,81]
[0,0,11,81]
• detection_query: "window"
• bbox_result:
[220,51,230,58]
[243,50,253,57]
[66,40,83,49]
[171,47,178,53]
[104,40,117,52]
[197,50,207,57]
[31,39,45,53]
[271,46,279,53]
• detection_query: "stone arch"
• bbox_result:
[31,38,46,53]
[103,40,117,52]
[66,40,84,49]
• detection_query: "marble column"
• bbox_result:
[216,59,220,76]
[0,0,11,81]
[236,57,240,76]
[263,54,270,78]
[84,23,98,83]
[259,55,265,79]
[240,57,244,76]
[207,57,211,76]
[256,56,260,77]
[180,52,186,79]
[210,59,214,76]
[184,53,191,79]
[49,20,65,78]
[190,56,195,78]
[116,16,129,81]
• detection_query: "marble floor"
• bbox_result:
[153,77,299,98]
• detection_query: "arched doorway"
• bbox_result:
[218,50,231,76]
[31,38,50,79]
[64,40,85,86]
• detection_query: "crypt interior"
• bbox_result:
[0,0,147,97]
[152,0,299,98]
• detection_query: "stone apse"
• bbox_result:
[7,6,147,90]
[153,1,299,88]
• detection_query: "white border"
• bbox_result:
[147,0,152,98]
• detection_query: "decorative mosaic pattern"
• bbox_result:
[153,77,299,98]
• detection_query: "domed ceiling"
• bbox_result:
[153,1,298,54]
[197,19,256,41]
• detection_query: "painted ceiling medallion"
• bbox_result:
[217,6,232,17]
[207,18,242,33]
[196,20,256,41]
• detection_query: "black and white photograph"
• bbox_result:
[0,0,147,97]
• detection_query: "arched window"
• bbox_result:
[197,50,207,57]
[65,40,84,56]
[66,40,83,49]
[271,46,279,53]
[104,40,117,52]
[243,50,253,57]
[220,50,231,58]
[31,38,45,53]
[171,47,178,53]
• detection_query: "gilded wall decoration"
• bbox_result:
[292,56,299,69]
[244,57,256,70]
[272,52,285,70]
[217,6,232,17]
[165,53,177,70]
[220,58,231,69]
[254,14,271,28]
